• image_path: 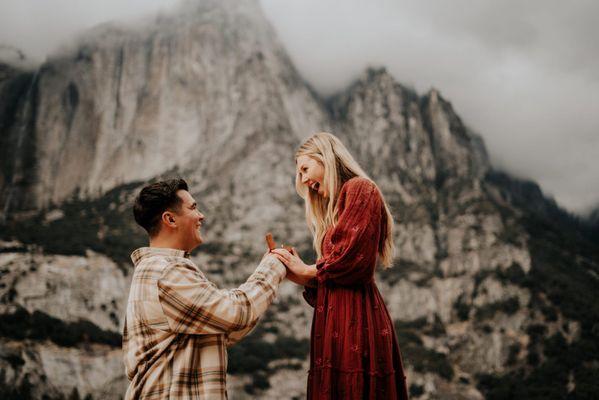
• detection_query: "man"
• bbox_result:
[123,178,286,399]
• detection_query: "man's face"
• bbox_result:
[173,190,205,251]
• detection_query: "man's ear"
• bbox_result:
[161,211,177,229]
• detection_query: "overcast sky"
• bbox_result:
[1,0,597,215]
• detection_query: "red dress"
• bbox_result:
[303,177,409,400]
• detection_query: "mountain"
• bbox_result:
[0,0,329,213]
[586,206,599,244]
[1,0,598,399]
[587,206,599,227]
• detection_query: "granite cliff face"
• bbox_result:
[0,0,328,213]
[1,0,598,399]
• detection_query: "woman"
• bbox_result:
[271,132,409,399]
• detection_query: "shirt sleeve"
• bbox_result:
[316,178,384,286]
[226,322,258,347]
[157,255,286,335]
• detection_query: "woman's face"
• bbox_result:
[296,155,327,197]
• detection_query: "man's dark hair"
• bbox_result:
[133,178,189,237]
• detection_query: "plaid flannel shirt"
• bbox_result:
[123,247,286,399]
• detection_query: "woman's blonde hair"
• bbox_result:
[295,132,395,268]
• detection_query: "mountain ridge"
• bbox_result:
[1,1,598,399]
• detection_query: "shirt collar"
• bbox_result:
[131,246,190,266]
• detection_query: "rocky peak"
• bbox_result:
[327,67,434,189]
[325,67,490,217]
[0,45,33,73]
[0,0,328,214]
[420,87,490,184]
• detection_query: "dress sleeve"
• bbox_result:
[316,178,384,286]
[302,285,317,308]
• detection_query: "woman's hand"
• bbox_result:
[270,247,317,285]
[285,268,307,286]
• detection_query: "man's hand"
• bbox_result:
[261,250,275,263]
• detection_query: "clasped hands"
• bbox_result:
[265,246,317,287]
